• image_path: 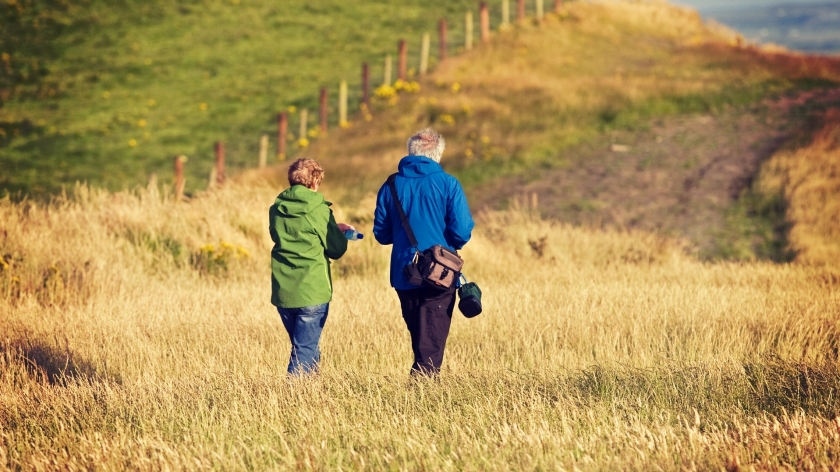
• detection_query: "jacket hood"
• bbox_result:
[398,155,444,178]
[274,185,326,217]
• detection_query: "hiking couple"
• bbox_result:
[269,128,474,377]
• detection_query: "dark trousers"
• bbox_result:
[396,285,457,376]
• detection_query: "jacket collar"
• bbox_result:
[398,155,444,178]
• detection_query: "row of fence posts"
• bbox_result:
[172,0,566,201]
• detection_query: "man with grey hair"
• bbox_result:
[373,128,474,376]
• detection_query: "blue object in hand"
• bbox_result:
[344,229,364,241]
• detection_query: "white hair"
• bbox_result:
[407,128,446,163]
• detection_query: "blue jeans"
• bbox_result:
[277,303,330,375]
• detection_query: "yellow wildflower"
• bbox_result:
[375,85,396,99]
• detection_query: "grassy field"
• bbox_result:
[3,101,840,467]
[1,176,839,469]
[2,1,840,469]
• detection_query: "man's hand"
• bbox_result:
[337,223,355,233]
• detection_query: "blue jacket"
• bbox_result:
[374,155,474,290]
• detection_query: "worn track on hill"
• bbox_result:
[466,89,840,257]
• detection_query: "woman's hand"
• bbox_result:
[337,223,355,233]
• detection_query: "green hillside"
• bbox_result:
[0,0,481,195]
[4,0,840,262]
[278,1,840,260]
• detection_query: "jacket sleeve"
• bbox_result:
[324,209,348,260]
[444,178,474,250]
[373,183,393,246]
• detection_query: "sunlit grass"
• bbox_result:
[1,182,838,469]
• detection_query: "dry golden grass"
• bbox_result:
[3,1,840,469]
[1,181,839,470]
[756,108,840,264]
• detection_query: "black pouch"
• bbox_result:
[458,279,482,318]
[402,252,424,286]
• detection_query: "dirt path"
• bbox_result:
[468,89,840,257]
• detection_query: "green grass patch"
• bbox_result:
[0,0,480,197]
[703,187,795,262]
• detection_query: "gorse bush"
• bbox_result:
[191,241,250,276]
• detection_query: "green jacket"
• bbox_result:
[269,185,348,308]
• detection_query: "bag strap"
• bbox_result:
[387,173,419,249]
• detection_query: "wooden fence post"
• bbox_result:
[554,0,562,13]
[420,32,430,75]
[319,87,328,134]
[502,0,510,28]
[277,112,287,160]
[174,155,186,201]
[536,0,544,19]
[517,0,525,22]
[214,141,225,185]
[258,134,268,168]
[299,109,308,141]
[339,80,348,127]
[398,40,407,81]
[465,11,473,51]
[480,2,490,42]
[361,62,370,107]
[384,54,392,86]
[438,19,448,61]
